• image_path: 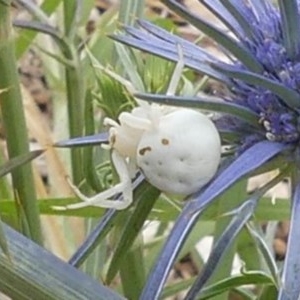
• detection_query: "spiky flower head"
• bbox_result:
[113,1,300,298]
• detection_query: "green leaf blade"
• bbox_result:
[0,224,124,300]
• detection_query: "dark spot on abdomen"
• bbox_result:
[139,146,152,155]
[161,138,169,145]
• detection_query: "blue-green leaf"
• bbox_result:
[218,0,257,40]
[187,166,289,298]
[278,176,300,299]
[161,0,263,73]
[213,63,300,109]
[199,0,244,37]
[186,198,258,299]
[0,224,124,300]
[54,133,108,148]
[135,92,260,127]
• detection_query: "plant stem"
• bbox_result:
[120,235,146,299]
[0,3,42,244]
[65,57,84,185]
[119,0,145,26]
[63,0,84,185]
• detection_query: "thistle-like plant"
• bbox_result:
[109,0,300,299]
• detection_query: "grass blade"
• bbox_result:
[0,4,42,243]
[186,199,257,299]
[0,224,124,300]
[106,181,160,283]
[198,272,273,300]
[0,150,44,178]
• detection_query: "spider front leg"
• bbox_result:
[53,150,133,210]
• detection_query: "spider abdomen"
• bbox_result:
[137,109,221,195]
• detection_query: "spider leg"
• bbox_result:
[103,117,119,127]
[53,150,133,210]
[128,157,138,179]
[119,112,151,130]
[101,127,118,150]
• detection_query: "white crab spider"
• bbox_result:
[56,47,221,210]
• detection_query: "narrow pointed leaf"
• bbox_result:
[136,20,217,62]
[117,20,229,82]
[0,149,44,178]
[278,178,300,299]
[13,20,71,57]
[187,167,289,299]
[111,34,227,82]
[161,0,263,73]
[192,141,287,212]
[278,0,300,60]
[200,0,245,37]
[219,0,257,40]
[114,43,145,92]
[13,20,61,42]
[118,0,145,27]
[140,141,286,299]
[135,92,260,127]
[198,271,273,300]
[69,209,120,267]
[14,0,61,58]
[162,270,271,299]
[54,133,108,148]
[14,0,51,23]
[0,224,124,300]
[246,224,280,286]
[186,198,258,299]
[213,63,300,109]
[0,149,44,255]
[65,0,82,40]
